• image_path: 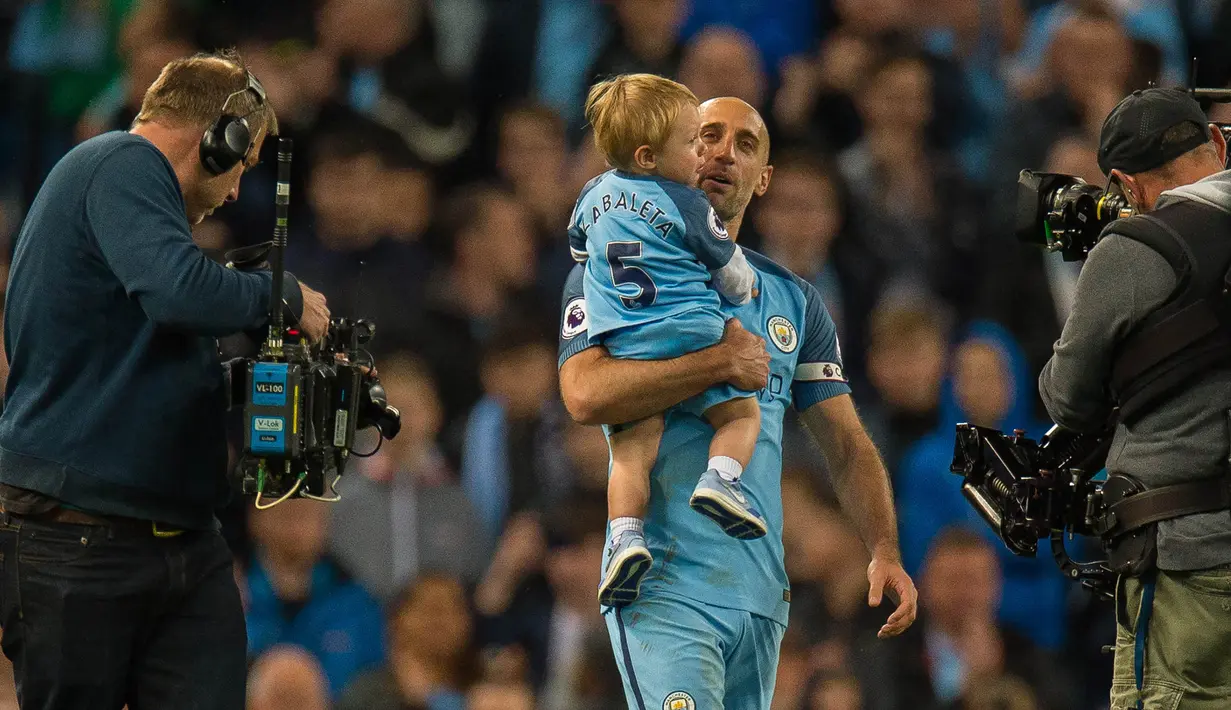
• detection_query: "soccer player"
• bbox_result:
[571,74,766,608]
[558,96,917,709]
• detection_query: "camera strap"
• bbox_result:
[1108,200,1231,424]
[1096,475,1231,538]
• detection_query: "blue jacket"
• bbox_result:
[245,557,387,698]
[0,132,302,528]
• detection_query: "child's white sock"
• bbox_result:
[710,456,743,483]
[610,517,644,540]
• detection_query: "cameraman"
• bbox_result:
[1039,87,1231,708]
[0,51,330,709]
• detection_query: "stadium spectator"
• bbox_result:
[244,498,386,698]
[895,527,1075,709]
[247,645,332,710]
[677,26,767,109]
[896,321,1067,651]
[336,573,478,710]
[494,101,574,295]
[462,327,571,542]
[862,294,952,472]
[586,0,687,84]
[329,353,489,601]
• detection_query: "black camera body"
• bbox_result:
[228,138,400,506]
[1015,170,1134,261]
[950,423,1117,597]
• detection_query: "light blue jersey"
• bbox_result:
[559,250,849,708]
[568,170,750,358]
[559,249,849,623]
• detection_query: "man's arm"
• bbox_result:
[790,274,915,637]
[87,143,300,336]
[1038,234,1175,430]
[560,320,768,426]
[800,396,899,561]
[799,395,916,638]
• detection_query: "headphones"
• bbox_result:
[199,69,268,176]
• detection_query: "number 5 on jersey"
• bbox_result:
[607,241,658,309]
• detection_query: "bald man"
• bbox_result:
[247,646,330,710]
[557,97,917,709]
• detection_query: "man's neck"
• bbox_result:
[1149,166,1223,210]
[129,121,199,197]
[724,211,746,242]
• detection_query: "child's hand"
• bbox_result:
[751,287,760,299]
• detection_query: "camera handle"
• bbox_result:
[1050,531,1116,600]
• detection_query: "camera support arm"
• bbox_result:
[1051,531,1116,600]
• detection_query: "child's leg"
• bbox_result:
[689,396,768,540]
[607,414,664,524]
[599,415,662,607]
[702,395,761,477]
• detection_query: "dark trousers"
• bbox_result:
[0,513,247,709]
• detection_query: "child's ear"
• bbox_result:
[632,145,656,171]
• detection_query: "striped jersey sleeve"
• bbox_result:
[557,264,593,368]
[792,278,851,410]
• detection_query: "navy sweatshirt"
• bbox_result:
[0,131,304,529]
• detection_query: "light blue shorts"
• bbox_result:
[604,592,785,710]
[600,308,752,415]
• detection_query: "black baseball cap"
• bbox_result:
[1098,87,1210,175]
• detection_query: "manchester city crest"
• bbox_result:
[561,297,587,340]
[664,691,696,710]
[766,315,798,353]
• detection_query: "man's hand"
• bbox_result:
[867,555,918,638]
[297,283,330,342]
[719,319,770,391]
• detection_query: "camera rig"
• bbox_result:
[950,424,1117,598]
[956,82,1231,598]
[227,138,401,508]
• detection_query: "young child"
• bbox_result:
[570,74,765,607]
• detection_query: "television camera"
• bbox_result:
[227,138,401,509]
[1016,87,1231,262]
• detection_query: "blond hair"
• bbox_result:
[135,49,278,139]
[584,74,698,171]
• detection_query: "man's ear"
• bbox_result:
[1110,168,1138,203]
[1210,123,1228,167]
[632,145,656,171]
[754,164,773,197]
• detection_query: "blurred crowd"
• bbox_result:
[3,0,1231,708]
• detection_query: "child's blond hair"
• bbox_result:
[584,74,699,171]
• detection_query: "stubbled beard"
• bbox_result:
[713,191,747,223]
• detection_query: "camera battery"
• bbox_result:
[244,361,304,459]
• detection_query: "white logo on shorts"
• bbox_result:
[664,691,696,710]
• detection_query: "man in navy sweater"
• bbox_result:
[0,50,330,709]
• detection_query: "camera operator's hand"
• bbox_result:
[297,283,330,343]
[719,319,771,391]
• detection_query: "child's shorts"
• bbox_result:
[601,307,755,415]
